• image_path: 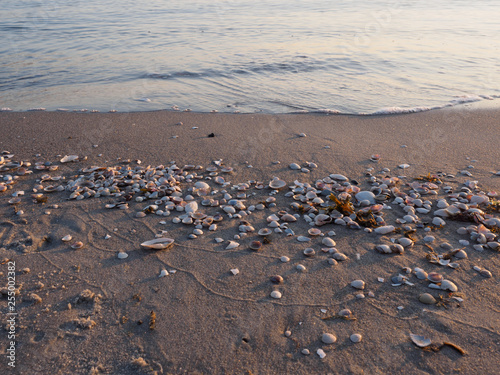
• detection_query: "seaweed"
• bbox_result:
[328,193,354,215]
[415,172,442,183]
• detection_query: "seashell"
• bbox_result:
[398,237,414,247]
[350,333,362,343]
[140,238,175,250]
[419,293,436,305]
[330,174,348,181]
[374,225,395,235]
[230,268,239,275]
[249,240,262,251]
[351,280,365,289]
[296,264,306,272]
[438,259,450,266]
[410,333,431,348]
[270,290,282,299]
[194,181,210,190]
[226,241,240,249]
[322,237,336,247]
[289,163,301,170]
[301,349,310,355]
[159,269,169,277]
[223,206,236,214]
[270,275,284,284]
[487,242,500,250]
[355,191,376,205]
[480,269,492,278]
[281,213,297,222]
[280,256,290,263]
[258,228,272,236]
[314,214,332,226]
[60,155,78,163]
[370,154,380,162]
[440,279,458,292]
[297,236,311,242]
[135,211,146,218]
[117,251,128,259]
[454,249,468,259]
[398,163,410,169]
[8,197,21,205]
[427,272,443,283]
[338,309,353,318]
[415,269,428,280]
[62,235,72,242]
[308,228,322,236]
[332,252,348,261]
[184,201,198,214]
[71,241,84,249]
[303,248,315,257]
[375,245,392,254]
[432,217,446,226]
[269,177,287,189]
[321,333,337,344]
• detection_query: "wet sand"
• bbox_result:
[0,108,499,374]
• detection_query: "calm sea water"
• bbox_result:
[1,0,499,114]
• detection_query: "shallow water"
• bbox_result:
[1,0,499,114]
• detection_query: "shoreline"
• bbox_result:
[0,107,499,374]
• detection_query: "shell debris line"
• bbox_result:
[1,150,499,364]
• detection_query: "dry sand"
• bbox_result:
[0,108,499,374]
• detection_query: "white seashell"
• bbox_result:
[332,252,348,261]
[258,228,273,236]
[375,245,392,254]
[62,235,72,242]
[329,174,348,181]
[269,177,287,189]
[184,201,198,214]
[436,199,449,209]
[230,268,239,275]
[432,217,446,226]
[355,191,376,204]
[398,238,413,247]
[214,237,224,243]
[351,280,365,289]
[398,164,410,169]
[280,256,290,262]
[226,241,240,249]
[117,251,128,259]
[194,181,210,190]
[410,333,431,347]
[423,235,435,243]
[440,279,458,292]
[60,155,78,163]
[296,264,306,272]
[297,236,311,242]
[281,213,297,222]
[270,290,282,299]
[374,225,395,235]
[159,269,169,277]
[308,228,322,236]
[289,163,301,170]
[322,237,336,247]
[433,209,449,218]
[140,238,175,250]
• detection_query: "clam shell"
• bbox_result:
[71,241,84,249]
[338,309,353,318]
[249,240,262,251]
[62,235,72,242]
[140,238,175,250]
[60,155,78,163]
[117,251,128,259]
[297,236,311,242]
[226,241,240,249]
[281,213,297,222]
[269,177,286,190]
[258,228,272,236]
[410,333,431,348]
[303,248,315,257]
[308,228,322,236]
[270,275,284,284]
[427,272,443,283]
[375,245,391,254]
[374,225,395,235]
[322,237,336,247]
[440,279,458,292]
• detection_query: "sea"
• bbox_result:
[1,0,499,114]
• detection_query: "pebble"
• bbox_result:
[351,280,365,289]
[350,333,362,343]
[419,293,437,305]
[316,349,326,359]
[296,264,306,272]
[270,290,282,299]
[289,163,301,170]
[301,349,310,355]
[280,256,290,263]
[117,251,128,259]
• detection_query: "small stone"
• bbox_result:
[117,252,128,259]
[350,333,362,343]
[296,264,306,272]
[284,330,291,337]
[230,268,239,275]
[301,349,310,355]
[280,256,290,263]
[270,290,282,299]
[351,280,365,289]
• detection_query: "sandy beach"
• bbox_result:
[0,108,499,374]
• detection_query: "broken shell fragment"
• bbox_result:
[440,279,458,292]
[226,241,240,249]
[249,240,262,251]
[62,235,73,242]
[60,155,79,163]
[140,238,175,250]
